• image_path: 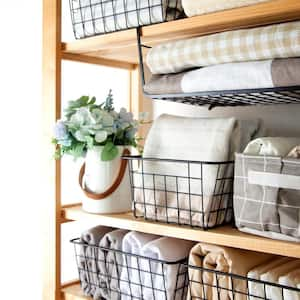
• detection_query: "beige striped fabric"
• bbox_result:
[146,21,300,75]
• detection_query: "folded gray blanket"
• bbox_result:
[79,226,114,297]
[144,58,300,94]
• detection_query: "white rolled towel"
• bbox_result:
[243,137,300,156]
[141,237,195,300]
[279,269,300,300]
[120,231,160,299]
[261,260,300,300]
[247,257,292,300]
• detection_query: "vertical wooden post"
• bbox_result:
[42,0,61,299]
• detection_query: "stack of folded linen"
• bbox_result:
[248,257,300,300]
[182,0,271,17]
[133,114,264,227]
[144,21,300,94]
[72,0,183,38]
[188,242,275,300]
[234,137,300,242]
[120,231,194,299]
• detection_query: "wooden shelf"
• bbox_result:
[62,0,300,67]
[61,282,89,300]
[62,205,300,259]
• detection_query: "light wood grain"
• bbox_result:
[62,205,300,259]
[43,0,62,299]
[61,283,90,300]
[62,0,300,64]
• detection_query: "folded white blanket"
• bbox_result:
[279,269,300,300]
[74,0,182,38]
[243,137,300,156]
[135,114,262,227]
[141,237,195,300]
[120,231,160,299]
[96,229,129,300]
[182,0,270,17]
[247,257,293,300]
[261,260,300,300]
[80,226,114,297]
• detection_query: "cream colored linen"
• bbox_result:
[243,137,300,156]
[261,260,300,300]
[279,269,300,300]
[247,257,293,300]
[182,0,270,17]
[134,115,262,227]
[146,21,300,75]
[188,243,274,300]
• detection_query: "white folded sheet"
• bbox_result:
[120,231,160,299]
[261,260,300,300]
[141,237,195,300]
[247,257,293,300]
[279,269,300,300]
[134,114,262,227]
[73,0,182,38]
[244,137,300,156]
[182,0,270,17]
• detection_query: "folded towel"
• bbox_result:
[144,58,300,94]
[80,226,114,297]
[74,0,183,38]
[288,146,300,158]
[247,257,293,300]
[261,260,300,300]
[244,137,300,156]
[141,237,195,299]
[279,269,300,300]
[182,0,270,17]
[95,229,129,300]
[188,243,274,300]
[120,231,160,299]
[146,21,300,75]
[134,114,262,227]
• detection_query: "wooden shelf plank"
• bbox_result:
[62,0,300,64]
[61,283,90,300]
[62,205,300,259]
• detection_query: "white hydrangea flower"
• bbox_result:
[95,131,107,143]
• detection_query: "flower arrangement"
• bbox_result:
[53,91,144,161]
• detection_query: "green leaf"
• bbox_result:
[101,141,119,161]
[86,136,94,149]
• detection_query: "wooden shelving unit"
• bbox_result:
[43,1,300,299]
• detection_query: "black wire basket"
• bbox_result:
[122,155,234,229]
[69,0,184,39]
[187,264,300,299]
[136,28,300,109]
[71,238,189,299]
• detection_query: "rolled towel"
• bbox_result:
[80,226,114,297]
[244,137,300,156]
[261,260,300,300]
[120,231,160,299]
[146,21,300,75]
[288,146,300,158]
[182,0,270,17]
[95,229,129,300]
[141,237,195,300]
[279,269,300,300]
[247,257,293,300]
[188,243,274,300]
[144,58,300,94]
[134,114,263,227]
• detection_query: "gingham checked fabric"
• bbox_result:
[146,21,300,74]
[234,153,300,240]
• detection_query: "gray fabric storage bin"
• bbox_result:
[234,153,300,242]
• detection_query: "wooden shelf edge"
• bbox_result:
[62,205,300,259]
[61,282,90,300]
